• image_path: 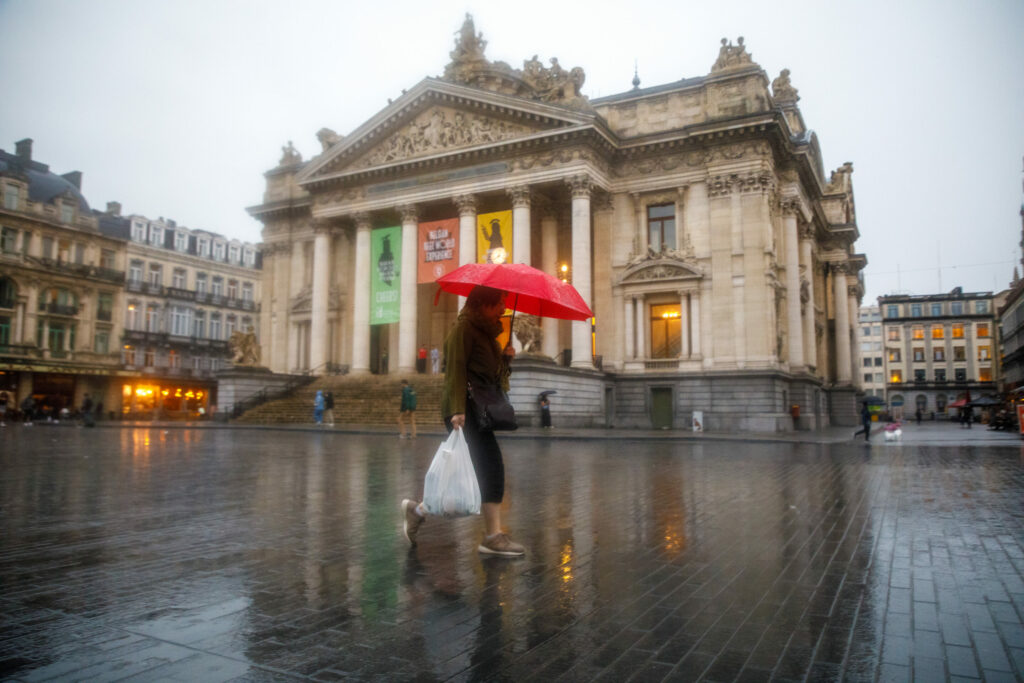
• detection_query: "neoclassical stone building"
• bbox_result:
[249,17,866,430]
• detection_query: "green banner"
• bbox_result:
[370,226,401,325]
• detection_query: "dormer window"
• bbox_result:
[228,244,240,263]
[174,231,188,252]
[150,225,164,247]
[131,221,147,242]
[60,203,74,224]
[3,184,18,210]
[198,237,210,258]
[243,249,255,267]
[213,241,226,261]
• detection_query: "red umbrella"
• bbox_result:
[434,262,593,321]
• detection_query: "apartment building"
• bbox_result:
[879,288,997,418]
[857,305,886,403]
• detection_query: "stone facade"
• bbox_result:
[248,17,867,431]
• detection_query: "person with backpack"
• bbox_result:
[397,379,417,439]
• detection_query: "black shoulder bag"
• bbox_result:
[468,382,517,431]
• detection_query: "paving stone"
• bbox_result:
[1,425,1021,681]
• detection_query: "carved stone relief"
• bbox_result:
[353,107,539,169]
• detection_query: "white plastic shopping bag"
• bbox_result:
[422,428,481,517]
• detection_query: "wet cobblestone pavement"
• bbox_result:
[1,426,1022,681]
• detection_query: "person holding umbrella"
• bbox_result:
[403,285,524,556]
[403,262,592,557]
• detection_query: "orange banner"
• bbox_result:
[418,218,460,283]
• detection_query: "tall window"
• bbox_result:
[228,244,240,263]
[913,347,924,362]
[195,272,207,294]
[886,304,898,318]
[890,370,903,383]
[888,349,901,362]
[241,282,253,301]
[100,249,115,269]
[209,313,222,340]
[933,348,945,362]
[952,324,964,338]
[647,204,676,252]
[41,236,54,259]
[911,304,922,317]
[979,368,992,382]
[227,280,238,299]
[887,328,900,341]
[170,307,191,337]
[94,330,109,354]
[97,292,113,321]
[978,345,991,361]
[126,303,140,330]
[1,227,17,253]
[146,305,159,332]
[953,346,966,361]
[244,249,255,267]
[951,301,963,315]
[0,315,10,346]
[914,369,926,381]
[74,243,84,264]
[198,238,210,257]
[172,268,186,289]
[912,327,924,340]
[148,263,162,285]
[150,226,163,247]
[649,302,682,359]
[129,260,143,283]
[193,311,206,338]
[976,301,989,314]
[977,323,989,338]
[3,184,18,210]
[955,368,966,381]
[60,204,74,224]
[131,222,147,242]
[935,368,946,382]
[930,303,942,316]
[0,277,15,309]
[213,241,226,261]
[211,276,223,296]
[124,346,136,365]
[225,314,237,338]
[931,325,944,339]
[174,231,188,252]
[169,349,180,368]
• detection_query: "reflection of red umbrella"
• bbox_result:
[434,263,593,321]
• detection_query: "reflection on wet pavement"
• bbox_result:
[1,428,1022,681]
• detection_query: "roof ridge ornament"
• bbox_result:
[711,36,755,73]
[441,14,591,111]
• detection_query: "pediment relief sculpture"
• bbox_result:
[352,106,541,170]
[620,242,703,285]
[291,286,311,313]
[442,14,591,111]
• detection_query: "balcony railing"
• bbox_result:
[38,302,80,316]
[0,344,38,358]
[97,309,112,322]
[166,287,195,301]
[31,257,124,284]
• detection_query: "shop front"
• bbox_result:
[120,378,215,420]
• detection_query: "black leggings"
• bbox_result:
[445,405,505,503]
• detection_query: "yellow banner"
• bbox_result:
[477,210,512,264]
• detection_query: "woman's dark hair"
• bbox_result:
[465,285,505,310]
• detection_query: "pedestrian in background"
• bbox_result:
[430,346,440,374]
[313,390,324,425]
[417,344,428,374]
[539,395,552,428]
[853,401,871,442]
[323,391,335,426]
[402,285,524,557]
[397,380,417,439]
[20,394,35,426]
[0,391,8,427]
[81,393,95,428]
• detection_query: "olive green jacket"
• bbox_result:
[441,313,510,419]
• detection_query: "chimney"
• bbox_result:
[15,138,32,161]
[106,201,122,216]
[61,171,82,189]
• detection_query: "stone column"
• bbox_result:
[833,263,851,384]
[799,225,817,370]
[624,296,635,359]
[689,291,701,358]
[679,290,690,358]
[635,295,646,359]
[782,200,804,369]
[568,175,592,369]
[398,204,419,373]
[848,285,861,389]
[350,213,372,374]
[310,221,332,374]
[508,186,531,265]
[454,194,477,310]
[540,204,559,358]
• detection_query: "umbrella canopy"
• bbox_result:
[435,262,593,321]
[948,398,969,408]
[969,396,1001,407]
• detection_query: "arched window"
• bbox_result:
[915,394,928,412]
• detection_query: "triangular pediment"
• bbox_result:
[619,254,704,285]
[298,78,596,184]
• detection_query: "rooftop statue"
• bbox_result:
[771,69,800,104]
[279,140,302,166]
[711,37,755,73]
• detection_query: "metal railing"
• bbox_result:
[230,373,319,418]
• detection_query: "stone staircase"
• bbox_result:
[234,374,444,425]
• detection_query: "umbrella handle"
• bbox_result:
[508,294,518,347]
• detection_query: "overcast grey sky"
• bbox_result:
[2,0,1022,303]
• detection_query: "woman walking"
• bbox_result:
[402,285,524,557]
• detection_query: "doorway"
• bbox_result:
[650,387,673,429]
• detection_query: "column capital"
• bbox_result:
[593,190,614,213]
[798,223,815,241]
[780,197,801,217]
[566,174,592,198]
[352,212,372,229]
[397,204,419,224]
[453,194,477,216]
[831,261,851,276]
[507,185,532,208]
[311,218,336,235]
